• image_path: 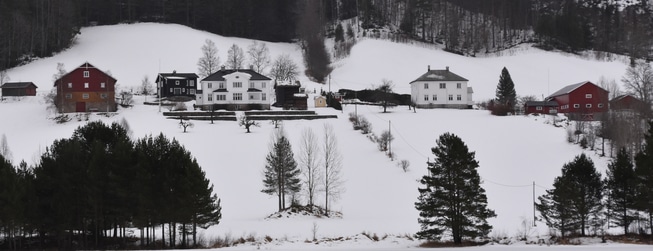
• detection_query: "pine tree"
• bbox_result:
[494,67,517,115]
[635,121,653,233]
[605,148,637,235]
[415,133,496,243]
[537,154,603,237]
[262,133,301,211]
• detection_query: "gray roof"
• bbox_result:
[0,82,37,89]
[410,69,468,83]
[158,72,199,79]
[202,69,271,82]
[525,101,558,107]
[547,81,606,99]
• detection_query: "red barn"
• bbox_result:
[546,81,609,120]
[524,101,558,115]
[54,62,117,113]
[0,82,38,96]
[610,94,646,112]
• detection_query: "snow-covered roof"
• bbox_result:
[202,69,271,82]
[410,67,468,83]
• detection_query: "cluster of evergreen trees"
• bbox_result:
[0,121,221,250]
[537,122,653,237]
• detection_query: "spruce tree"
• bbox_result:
[262,134,301,211]
[605,148,637,235]
[494,67,517,115]
[415,133,496,244]
[537,154,603,237]
[635,121,653,233]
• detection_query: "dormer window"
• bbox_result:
[83,71,89,78]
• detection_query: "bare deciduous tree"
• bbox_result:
[270,54,299,82]
[247,41,271,74]
[598,75,621,100]
[238,115,260,133]
[197,39,220,78]
[226,44,245,70]
[322,124,343,216]
[622,61,653,110]
[299,128,322,206]
[179,117,194,133]
[141,75,153,96]
[52,62,66,82]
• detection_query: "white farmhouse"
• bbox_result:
[197,66,272,110]
[410,66,473,109]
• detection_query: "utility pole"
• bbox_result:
[388,120,392,157]
[533,181,536,227]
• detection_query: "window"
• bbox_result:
[250,82,256,88]
[561,104,569,110]
[182,88,186,93]
[216,94,226,101]
[84,83,89,88]
[100,93,107,99]
[83,71,89,78]
[189,80,195,86]
[219,82,225,89]
[432,95,437,101]
[67,83,72,88]
[456,94,462,101]
[65,93,72,99]
[585,94,592,98]
[448,95,453,101]
[233,93,242,100]
[207,83,213,89]
[598,103,604,108]
[536,106,543,111]
[424,83,429,89]
[262,82,266,88]
[573,104,580,108]
[233,82,242,88]
[586,104,592,108]
[208,95,213,101]
[82,93,89,99]
[169,88,173,92]
[100,82,105,88]
[439,83,446,89]
[457,83,461,89]
[175,80,180,85]
[262,93,266,101]
[424,95,429,101]
[249,94,256,100]
[190,89,196,95]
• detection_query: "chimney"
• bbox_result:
[172,70,177,74]
[221,65,226,70]
[446,66,449,71]
[427,65,430,72]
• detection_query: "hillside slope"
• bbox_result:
[0,23,627,246]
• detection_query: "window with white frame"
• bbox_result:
[586,104,592,108]
[433,95,437,101]
[440,83,446,89]
[207,83,213,89]
[190,89,195,95]
[216,94,226,100]
[83,71,89,78]
[262,82,266,88]
[573,104,580,108]
[100,93,107,99]
[233,82,242,88]
[100,82,105,88]
[424,95,428,101]
[250,82,255,88]
[536,106,543,110]
[585,94,592,98]
[457,94,462,101]
[424,83,429,89]
[82,93,89,99]
[169,88,173,92]
[448,94,453,101]
[233,93,242,100]
[598,103,604,108]
[262,93,266,100]
[67,83,72,88]
[84,83,89,88]
[219,82,225,89]
[208,95,213,101]
[457,83,461,89]
[189,80,195,86]
[65,94,72,99]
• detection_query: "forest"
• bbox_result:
[0,121,222,250]
[1,0,652,72]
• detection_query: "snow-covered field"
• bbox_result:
[0,23,647,250]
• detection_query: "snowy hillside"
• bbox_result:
[0,23,643,249]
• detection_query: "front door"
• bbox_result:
[174,88,181,95]
[76,102,86,112]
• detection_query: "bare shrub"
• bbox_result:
[397,159,410,172]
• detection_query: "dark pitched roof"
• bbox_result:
[156,72,199,82]
[54,62,117,86]
[202,69,271,82]
[610,94,638,103]
[247,88,262,92]
[0,82,37,89]
[547,81,606,99]
[525,101,558,107]
[410,68,468,83]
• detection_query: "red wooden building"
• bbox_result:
[610,94,646,111]
[545,81,609,120]
[54,62,117,113]
[0,82,38,96]
[524,101,558,115]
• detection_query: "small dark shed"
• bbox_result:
[0,82,38,96]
